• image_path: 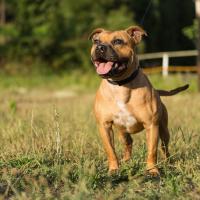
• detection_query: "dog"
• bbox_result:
[89,26,189,176]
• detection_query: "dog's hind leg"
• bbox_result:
[159,125,170,159]
[118,131,133,162]
[98,122,119,172]
[159,104,170,159]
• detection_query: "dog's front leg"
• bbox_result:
[145,124,159,175]
[118,131,133,162]
[98,122,119,172]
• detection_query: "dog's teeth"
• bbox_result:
[94,61,100,67]
[114,63,118,68]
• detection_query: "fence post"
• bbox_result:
[162,53,169,76]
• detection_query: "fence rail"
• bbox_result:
[142,66,197,74]
[138,50,198,76]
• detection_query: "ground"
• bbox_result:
[0,73,199,199]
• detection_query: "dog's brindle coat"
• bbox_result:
[89,26,188,175]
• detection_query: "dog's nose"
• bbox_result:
[96,44,107,53]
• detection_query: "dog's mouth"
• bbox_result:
[93,58,128,77]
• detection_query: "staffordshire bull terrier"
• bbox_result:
[89,26,189,176]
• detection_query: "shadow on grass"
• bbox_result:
[109,170,129,187]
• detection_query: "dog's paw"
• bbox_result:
[108,161,119,174]
[143,170,161,183]
[108,167,119,175]
[146,167,160,177]
[122,155,131,162]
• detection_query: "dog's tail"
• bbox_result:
[157,84,189,96]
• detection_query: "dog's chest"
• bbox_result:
[113,101,137,132]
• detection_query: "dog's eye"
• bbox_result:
[93,39,101,45]
[113,39,124,45]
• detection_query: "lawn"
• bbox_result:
[0,72,199,199]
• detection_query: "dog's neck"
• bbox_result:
[107,67,139,86]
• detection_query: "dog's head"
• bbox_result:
[89,26,147,79]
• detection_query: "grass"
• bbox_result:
[0,72,199,199]
[0,70,100,93]
[0,70,198,92]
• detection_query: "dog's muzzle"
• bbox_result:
[92,44,128,78]
[93,59,128,78]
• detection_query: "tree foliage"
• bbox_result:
[0,0,196,71]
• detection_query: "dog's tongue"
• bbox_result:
[96,62,113,75]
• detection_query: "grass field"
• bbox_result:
[0,73,200,199]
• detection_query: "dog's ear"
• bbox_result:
[88,28,105,40]
[125,26,147,44]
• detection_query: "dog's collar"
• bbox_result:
[107,67,140,86]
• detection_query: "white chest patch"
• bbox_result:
[113,101,137,132]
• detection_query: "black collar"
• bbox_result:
[107,68,140,86]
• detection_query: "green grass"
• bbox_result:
[0,71,198,92]
[0,70,101,93]
[0,73,199,199]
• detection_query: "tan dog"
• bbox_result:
[89,26,189,176]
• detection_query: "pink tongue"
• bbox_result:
[96,62,113,75]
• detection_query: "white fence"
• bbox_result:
[138,50,198,76]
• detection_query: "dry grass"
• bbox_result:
[0,74,199,199]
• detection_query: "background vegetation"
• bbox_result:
[0,0,196,72]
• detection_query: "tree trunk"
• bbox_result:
[195,0,200,91]
[197,17,200,91]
